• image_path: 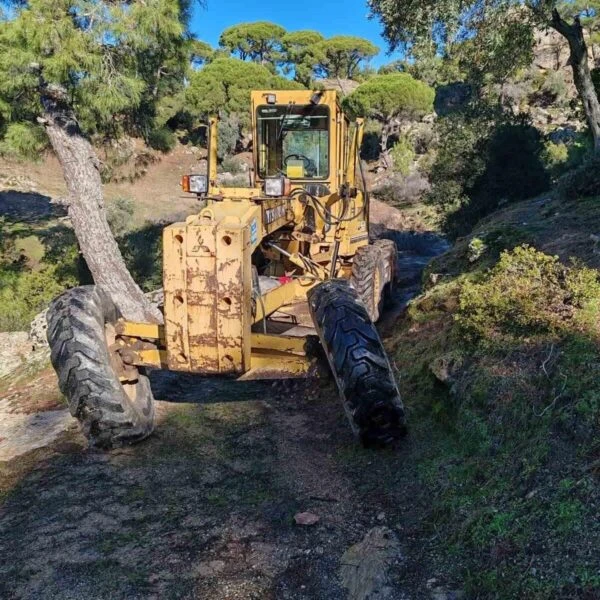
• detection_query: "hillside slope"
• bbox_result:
[385,192,600,597]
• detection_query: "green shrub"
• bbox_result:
[147,126,177,153]
[107,197,135,237]
[467,237,487,263]
[428,108,550,238]
[118,223,163,292]
[220,155,245,175]
[541,70,569,106]
[0,266,66,331]
[457,245,600,342]
[475,123,550,204]
[543,132,592,178]
[426,111,491,215]
[543,140,569,170]
[389,136,414,176]
[220,174,250,188]
[556,153,600,201]
[217,113,241,160]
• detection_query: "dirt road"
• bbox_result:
[0,229,456,600]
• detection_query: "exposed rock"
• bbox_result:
[533,29,571,73]
[0,332,32,378]
[0,398,72,461]
[146,288,164,311]
[293,511,319,526]
[430,353,463,387]
[316,78,360,96]
[194,560,226,578]
[340,527,401,600]
[29,309,49,352]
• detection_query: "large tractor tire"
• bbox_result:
[47,286,155,449]
[351,241,397,322]
[308,280,407,447]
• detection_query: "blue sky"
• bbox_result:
[190,0,403,69]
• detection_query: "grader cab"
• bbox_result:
[47,89,406,449]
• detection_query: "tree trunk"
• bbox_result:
[380,124,391,169]
[40,85,162,323]
[551,10,600,152]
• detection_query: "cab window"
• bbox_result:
[256,104,329,180]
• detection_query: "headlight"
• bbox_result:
[264,176,290,197]
[181,174,208,195]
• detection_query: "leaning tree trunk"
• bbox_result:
[551,10,600,152]
[40,85,162,324]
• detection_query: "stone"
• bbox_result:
[293,511,320,526]
[0,331,32,378]
[340,527,401,600]
[429,353,463,386]
[29,309,49,352]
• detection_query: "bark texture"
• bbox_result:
[40,83,162,323]
[551,10,600,152]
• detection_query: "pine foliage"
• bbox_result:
[0,0,198,157]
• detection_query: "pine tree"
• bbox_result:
[343,73,434,168]
[0,0,199,321]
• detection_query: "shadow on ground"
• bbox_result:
[0,191,66,224]
[0,229,452,600]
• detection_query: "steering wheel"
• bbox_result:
[284,154,317,177]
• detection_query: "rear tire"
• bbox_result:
[351,242,396,322]
[308,280,407,447]
[47,286,155,449]
[373,239,398,310]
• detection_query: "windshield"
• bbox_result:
[256,105,329,180]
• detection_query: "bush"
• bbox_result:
[217,114,241,161]
[476,123,549,202]
[0,266,67,331]
[147,126,177,153]
[556,154,600,201]
[543,140,569,173]
[541,70,569,106]
[220,174,251,188]
[427,111,491,212]
[220,155,245,175]
[118,223,163,292]
[107,197,135,237]
[373,173,430,206]
[389,136,414,176]
[457,245,600,343]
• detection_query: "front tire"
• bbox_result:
[47,286,155,449]
[308,280,407,447]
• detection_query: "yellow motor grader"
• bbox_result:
[47,89,406,449]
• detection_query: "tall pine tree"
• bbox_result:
[0,0,199,322]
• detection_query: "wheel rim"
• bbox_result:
[105,322,139,403]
